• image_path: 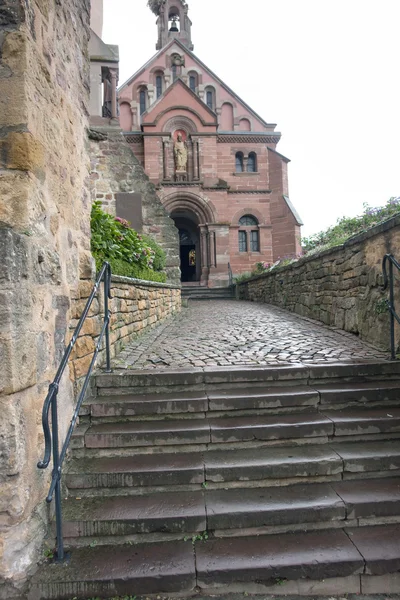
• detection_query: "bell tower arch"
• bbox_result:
[149,0,194,51]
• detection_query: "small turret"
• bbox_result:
[153,0,194,51]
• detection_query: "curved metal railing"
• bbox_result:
[382,254,400,360]
[38,261,112,561]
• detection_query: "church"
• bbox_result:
[97,0,302,287]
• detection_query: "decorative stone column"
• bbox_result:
[130,102,138,130]
[192,137,199,181]
[162,137,171,180]
[199,225,210,286]
[110,69,118,119]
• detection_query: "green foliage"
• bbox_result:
[375,297,389,315]
[43,548,54,559]
[233,271,252,284]
[108,258,167,283]
[90,202,166,283]
[184,531,209,544]
[302,197,400,254]
[141,234,166,272]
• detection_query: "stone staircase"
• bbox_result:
[181,285,235,300]
[29,361,400,599]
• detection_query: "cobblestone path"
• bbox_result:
[114,301,389,370]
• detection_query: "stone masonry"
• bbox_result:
[70,275,181,380]
[0,1,92,597]
[89,127,181,284]
[237,215,400,352]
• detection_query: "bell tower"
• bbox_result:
[153,0,194,51]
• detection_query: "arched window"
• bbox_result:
[235,152,244,173]
[247,152,257,172]
[139,88,147,115]
[189,71,198,93]
[238,215,260,253]
[172,64,178,81]
[205,86,215,111]
[156,75,163,99]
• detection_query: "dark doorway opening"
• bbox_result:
[171,210,201,283]
[180,242,196,282]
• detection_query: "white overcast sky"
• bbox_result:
[103,0,400,237]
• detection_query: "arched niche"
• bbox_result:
[220,103,234,130]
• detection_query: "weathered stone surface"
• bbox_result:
[0,0,91,594]
[89,128,180,284]
[196,529,364,586]
[237,215,400,352]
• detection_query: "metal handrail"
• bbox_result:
[228,262,233,287]
[382,254,400,360]
[37,261,112,561]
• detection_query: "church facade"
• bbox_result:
[118,0,302,287]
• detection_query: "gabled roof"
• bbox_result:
[141,77,217,127]
[89,29,119,63]
[119,39,275,130]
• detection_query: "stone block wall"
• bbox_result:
[89,127,181,284]
[237,215,400,352]
[0,1,92,596]
[69,276,181,378]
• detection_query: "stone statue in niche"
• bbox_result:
[174,133,188,172]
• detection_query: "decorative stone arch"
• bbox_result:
[232,207,267,226]
[152,105,216,127]
[237,115,252,131]
[163,115,198,135]
[163,191,216,224]
[149,65,167,75]
[119,101,133,131]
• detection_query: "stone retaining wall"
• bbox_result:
[70,276,181,379]
[0,1,92,596]
[237,215,400,352]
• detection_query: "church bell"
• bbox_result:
[169,16,179,32]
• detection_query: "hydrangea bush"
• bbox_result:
[90,201,166,283]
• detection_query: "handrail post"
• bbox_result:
[389,259,396,360]
[50,389,64,561]
[104,263,112,373]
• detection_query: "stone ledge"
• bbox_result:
[111,274,181,290]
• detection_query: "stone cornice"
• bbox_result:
[228,189,272,195]
[218,134,281,144]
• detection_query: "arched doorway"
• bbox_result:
[171,210,201,283]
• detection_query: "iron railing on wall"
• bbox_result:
[228,262,233,287]
[382,254,400,360]
[37,261,112,561]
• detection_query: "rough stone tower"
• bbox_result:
[155,0,194,50]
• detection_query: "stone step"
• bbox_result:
[62,478,400,543]
[84,412,334,449]
[29,525,400,597]
[29,540,196,598]
[195,526,400,587]
[207,386,320,411]
[95,362,400,394]
[83,409,400,450]
[319,380,400,406]
[88,391,208,418]
[62,490,207,538]
[324,408,400,436]
[66,441,400,492]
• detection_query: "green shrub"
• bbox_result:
[90,202,167,282]
[302,197,400,254]
[141,234,166,272]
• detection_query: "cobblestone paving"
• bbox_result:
[114,301,389,370]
